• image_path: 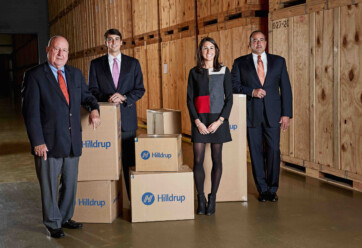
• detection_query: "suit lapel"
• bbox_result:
[247,54,262,87]
[65,65,74,106]
[264,53,273,86]
[101,55,117,91]
[44,63,69,106]
[117,54,130,91]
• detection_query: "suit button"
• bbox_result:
[70,113,72,117]
[69,127,71,130]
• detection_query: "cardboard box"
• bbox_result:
[203,94,248,202]
[131,165,194,223]
[135,134,182,172]
[73,180,121,223]
[78,103,122,181]
[147,109,182,135]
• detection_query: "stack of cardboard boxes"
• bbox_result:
[71,95,246,223]
[73,103,122,223]
[131,109,195,223]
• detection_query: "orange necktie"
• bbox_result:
[257,55,265,86]
[57,70,69,104]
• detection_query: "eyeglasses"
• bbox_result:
[52,47,69,53]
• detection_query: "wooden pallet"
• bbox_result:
[281,156,362,192]
[133,31,161,46]
[160,21,197,42]
[198,8,268,34]
[69,37,134,60]
[270,0,362,20]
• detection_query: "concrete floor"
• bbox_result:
[1,97,362,248]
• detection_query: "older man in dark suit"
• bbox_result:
[231,30,293,202]
[88,28,145,197]
[22,36,101,238]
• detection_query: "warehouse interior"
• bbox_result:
[0,0,362,247]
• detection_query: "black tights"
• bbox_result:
[193,143,223,197]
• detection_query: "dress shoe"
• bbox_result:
[258,192,268,202]
[269,192,278,202]
[46,227,65,239]
[62,219,83,229]
[206,193,216,215]
[197,194,207,215]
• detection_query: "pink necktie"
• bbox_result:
[112,58,119,88]
[257,55,265,86]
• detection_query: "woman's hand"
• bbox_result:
[197,122,210,135]
[195,119,210,135]
[207,120,222,134]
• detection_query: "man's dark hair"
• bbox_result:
[249,30,266,43]
[104,29,122,40]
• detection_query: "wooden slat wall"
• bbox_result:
[134,45,148,121]
[269,1,362,184]
[340,4,362,174]
[49,0,267,136]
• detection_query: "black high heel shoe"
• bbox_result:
[206,193,216,215]
[197,194,206,215]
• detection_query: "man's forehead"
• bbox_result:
[251,32,265,39]
[51,37,69,47]
[107,34,120,38]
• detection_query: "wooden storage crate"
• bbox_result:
[269,1,362,191]
[161,36,197,135]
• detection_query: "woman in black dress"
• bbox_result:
[187,37,233,215]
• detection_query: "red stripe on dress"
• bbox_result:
[194,95,210,113]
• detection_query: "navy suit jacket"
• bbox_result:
[22,62,99,158]
[231,53,293,127]
[88,54,145,132]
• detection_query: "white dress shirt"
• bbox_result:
[252,52,267,77]
[108,53,122,74]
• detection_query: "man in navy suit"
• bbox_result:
[88,29,145,197]
[22,36,101,238]
[231,31,292,202]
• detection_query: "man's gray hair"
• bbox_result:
[47,35,67,47]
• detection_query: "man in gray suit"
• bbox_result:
[22,36,101,238]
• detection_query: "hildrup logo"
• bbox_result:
[142,192,155,205]
[141,192,186,206]
[141,150,150,160]
[141,150,172,160]
[78,198,106,208]
[82,140,111,149]
[230,124,238,130]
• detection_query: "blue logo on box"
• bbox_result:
[142,192,155,205]
[141,150,150,160]
[230,124,238,130]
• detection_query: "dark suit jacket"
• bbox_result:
[22,62,99,158]
[88,54,145,132]
[231,53,292,127]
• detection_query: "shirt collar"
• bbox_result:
[252,52,266,60]
[48,62,65,73]
[108,53,122,63]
